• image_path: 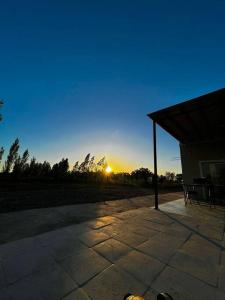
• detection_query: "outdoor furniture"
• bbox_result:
[183,183,215,207]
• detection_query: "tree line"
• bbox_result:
[0,138,182,185]
[0,103,182,185]
[0,138,111,180]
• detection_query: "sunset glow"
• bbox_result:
[105,166,112,174]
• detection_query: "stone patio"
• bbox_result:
[0,197,225,299]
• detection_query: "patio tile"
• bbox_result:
[218,265,225,292]
[3,247,56,284]
[7,264,77,300]
[99,223,126,237]
[125,224,159,239]
[95,216,119,225]
[93,238,132,262]
[0,237,40,261]
[221,251,225,265]
[144,288,159,300]
[60,248,111,285]
[64,223,92,235]
[142,214,174,225]
[86,220,108,229]
[169,250,219,286]
[0,288,10,300]
[6,279,44,300]
[116,250,165,286]
[197,225,224,241]
[152,266,220,300]
[114,231,148,248]
[36,228,75,247]
[78,230,110,247]
[0,262,6,289]
[179,234,221,265]
[83,265,146,300]
[63,288,90,300]
[45,238,89,261]
[136,234,184,263]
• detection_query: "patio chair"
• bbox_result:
[182,184,198,205]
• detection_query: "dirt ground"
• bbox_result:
[0,182,182,213]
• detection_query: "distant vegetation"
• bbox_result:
[0,102,182,188]
[0,138,182,188]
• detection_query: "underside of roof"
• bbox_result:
[148,88,225,144]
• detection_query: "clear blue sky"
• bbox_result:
[0,0,225,173]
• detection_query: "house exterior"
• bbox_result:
[148,88,225,188]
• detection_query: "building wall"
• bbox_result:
[180,140,225,184]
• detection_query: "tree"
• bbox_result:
[97,157,107,172]
[79,154,90,172]
[165,171,176,181]
[0,147,4,164]
[0,102,4,169]
[52,158,69,179]
[72,161,79,173]
[131,168,153,184]
[41,161,51,176]
[0,100,3,123]
[88,156,95,172]
[12,149,29,177]
[3,138,20,173]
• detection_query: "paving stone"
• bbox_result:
[93,238,132,262]
[63,288,90,300]
[169,250,219,286]
[83,265,146,300]
[136,234,184,263]
[64,223,92,236]
[137,220,168,233]
[97,216,119,225]
[144,288,159,300]
[221,251,225,265]
[60,248,111,285]
[163,222,192,239]
[0,262,6,289]
[197,224,224,241]
[0,237,40,260]
[116,250,165,286]
[99,223,126,237]
[179,234,221,265]
[152,266,220,300]
[45,238,88,261]
[114,231,148,248]
[3,247,56,284]
[125,224,159,239]
[0,288,11,300]
[7,264,77,300]
[6,279,45,300]
[78,231,110,247]
[86,220,107,229]
[218,265,225,292]
[36,228,75,247]
[142,214,174,225]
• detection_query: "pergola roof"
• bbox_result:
[148,88,225,144]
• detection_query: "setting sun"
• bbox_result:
[105,165,112,174]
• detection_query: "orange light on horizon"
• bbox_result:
[105,165,112,174]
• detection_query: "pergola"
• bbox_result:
[147,88,225,209]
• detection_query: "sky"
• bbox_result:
[0,0,225,174]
